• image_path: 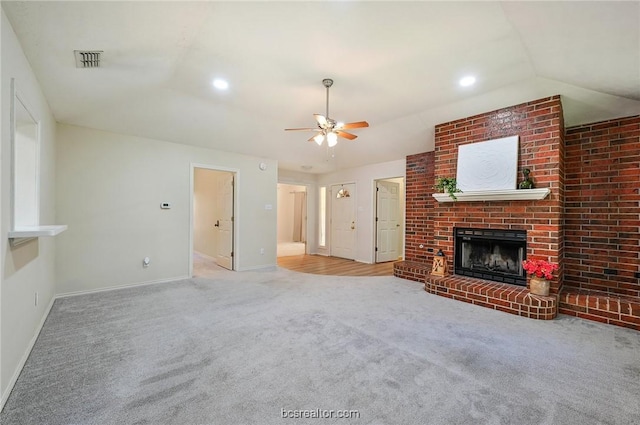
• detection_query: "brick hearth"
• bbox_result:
[425,275,556,320]
[559,287,640,330]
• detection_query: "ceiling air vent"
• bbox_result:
[74,50,103,68]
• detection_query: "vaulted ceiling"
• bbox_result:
[3,1,639,173]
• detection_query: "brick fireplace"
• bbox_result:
[394,97,639,328]
[396,96,564,320]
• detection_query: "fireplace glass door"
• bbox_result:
[454,228,526,286]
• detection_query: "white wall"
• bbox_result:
[194,168,225,258]
[1,9,58,408]
[317,159,406,264]
[55,124,278,295]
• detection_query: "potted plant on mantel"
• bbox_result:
[434,177,462,201]
[522,258,559,296]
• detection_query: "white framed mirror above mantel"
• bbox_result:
[8,78,67,246]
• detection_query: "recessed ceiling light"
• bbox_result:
[459,76,476,87]
[212,78,229,90]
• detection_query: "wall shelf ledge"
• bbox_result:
[433,188,550,203]
[9,225,68,246]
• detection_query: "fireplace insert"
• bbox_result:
[454,228,527,286]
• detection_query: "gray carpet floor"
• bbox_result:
[1,267,639,425]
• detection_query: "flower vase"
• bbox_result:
[529,276,550,296]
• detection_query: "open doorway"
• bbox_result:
[192,167,235,276]
[375,177,404,263]
[277,183,307,257]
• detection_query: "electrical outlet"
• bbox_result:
[260,248,265,255]
[143,257,150,268]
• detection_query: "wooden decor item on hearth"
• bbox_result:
[431,249,447,277]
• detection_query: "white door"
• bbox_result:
[216,173,234,270]
[331,183,356,260]
[376,180,400,263]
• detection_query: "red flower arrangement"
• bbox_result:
[522,259,558,280]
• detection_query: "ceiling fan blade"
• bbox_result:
[336,131,358,140]
[284,127,319,131]
[314,114,328,127]
[339,121,369,129]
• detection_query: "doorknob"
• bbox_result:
[214,220,220,228]
[351,221,355,230]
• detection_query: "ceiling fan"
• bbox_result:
[285,78,369,147]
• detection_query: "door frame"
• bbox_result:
[276,182,309,255]
[278,178,316,255]
[189,163,240,276]
[373,176,405,263]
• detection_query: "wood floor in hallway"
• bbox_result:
[277,254,396,277]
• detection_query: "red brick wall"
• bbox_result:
[404,151,435,263]
[433,96,565,294]
[564,116,640,297]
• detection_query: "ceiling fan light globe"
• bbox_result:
[327,132,338,147]
[314,134,325,145]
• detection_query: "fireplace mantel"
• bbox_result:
[432,188,550,203]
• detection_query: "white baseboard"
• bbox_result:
[55,275,191,298]
[1,295,56,412]
[356,259,373,265]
